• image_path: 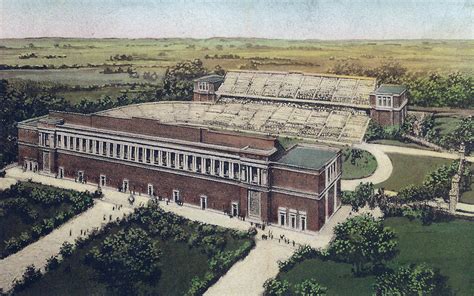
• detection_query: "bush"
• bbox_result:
[263,278,290,296]
[278,245,319,272]
[45,255,60,271]
[59,241,74,257]
[374,263,449,295]
[295,279,327,296]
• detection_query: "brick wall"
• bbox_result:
[271,167,321,194]
[18,128,38,144]
[270,192,324,231]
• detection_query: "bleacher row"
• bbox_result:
[101,99,371,144]
[216,70,376,107]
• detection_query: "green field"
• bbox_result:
[278,217,474,295]
[375,153,452,191]
[0,182,94,258]
[434,115,463,137]
[341,149,377,180]
[1,38,473,74]
[14,206,253,296]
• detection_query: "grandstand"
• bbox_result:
[215,70,377,108]
[99,100,370,144]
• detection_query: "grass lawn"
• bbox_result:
[342,149,377,180]
[369,139,431,150]
[460,163,474,204]
[0,182,94,258]
[15,207,254,296]
[375,153,452,191]
[434,115,463,137]
[278,217,474,295]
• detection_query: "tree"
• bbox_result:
[87,228,161,292]
[342,182,383,212]
[163,59,208,99]
[374,263,448,295]
[330,214,398,275]
[295,279,327,296]
[59,241,74,257]
[263,278,290,296]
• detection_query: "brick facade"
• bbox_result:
[17,109,342,233]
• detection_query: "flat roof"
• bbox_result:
[375,84,406,95]
[276,145,337,170]
[194,74,224,83]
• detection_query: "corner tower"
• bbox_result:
[193,74,224,102]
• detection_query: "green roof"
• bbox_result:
[277,146,337,170]
[194,75,224,83]
[376,84,406,95]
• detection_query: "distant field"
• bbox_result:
[0,68,161,86]
[1,38,473,75]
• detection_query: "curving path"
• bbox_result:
[341,142,393,191]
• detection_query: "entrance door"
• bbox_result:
[58,167,64,179]
[147,184,154,196]
[290,213,297,229]
[200,196,207,210]
[123,179,129,193]
[77,171,84,183]
[231,202,239,216]
[100,175,106,187]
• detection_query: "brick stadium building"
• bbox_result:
[18,108,342,232]
[16,70,407,233]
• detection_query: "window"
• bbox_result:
[279,208,287,226]
[88,140,93,153]
[75,138,80,151]
[170,152,176,168]
[57,135,62,148]
[300,214,307,231]
[116,144,121,158]
[124,145,129,159]
[146,149,151,163]
[109,143,114,157]
[198,82,209,91]
[138,147,143,162]
[290,212,297,229]
[154,150,159,165]
[82,139,86,152]
[131,146,136,161]
[102,142,107,156]
[196,156,202,172]
[173,190,180,202]
[147,184,154,196]
[64,136,68,149]
[187,155,193,170]
[100,174,106,187]
[95,141,100,154]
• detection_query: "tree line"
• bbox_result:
[330,61,473,108]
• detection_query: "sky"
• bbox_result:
[1,0,473,40]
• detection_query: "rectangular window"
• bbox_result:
[109,143,114,157]
[95,141,100,154]
[57,135,62,148]
[279,209,286,226]
[153,150,159,164]
[116,144,121,158]
[75,138,80,151]
[124,145,129,159]
[138,147,143,162]
[196,156,202,172]
[300,215,307,231]
[170,152,176,168]
[82,139,86,152]
[290,212,297,228]
[146,148,151,163]
[131,146,136,160]
[58,167,64,179]
[102,142,107,156]
[162,152,167,166]
[88,139,93,153]
[64,136,68,149]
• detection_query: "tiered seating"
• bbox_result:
[247,74,269,96]
[262,74,286,97]
[232,72,254,95]
[100,100,371,144]
[295,75,322,100]
[278,73,303,98]
[217,71,376,107]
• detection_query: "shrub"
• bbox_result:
[278,245,318,272]
[45,256,60,271]
[295,279,327,296]
[263,278,290,296]
[374,263,449,295]
[59,241,74,257]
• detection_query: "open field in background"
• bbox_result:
[278,217,474,295]
[375,153,452,192]
[1,38,472,103]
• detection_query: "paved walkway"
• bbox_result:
[370,143,473,162]
[341,142,393,191]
